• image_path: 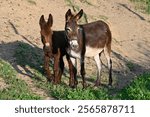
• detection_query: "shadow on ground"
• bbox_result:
[1,40,149,89]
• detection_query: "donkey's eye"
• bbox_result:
[66,27,72,32]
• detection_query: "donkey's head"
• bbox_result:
[65,9,83,50]
[39,14,53,51]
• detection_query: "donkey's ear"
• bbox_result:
[47,14,53,27]
[75,9,83,21]
[39,15,46,27]
[65,9,72,21]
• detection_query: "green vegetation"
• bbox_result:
[130,0,150,14]
[117,73,150,99]
[33,74,110,100]
[27,0,36,5]
[0,59,40,99]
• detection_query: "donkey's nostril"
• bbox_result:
[44,43,51,52]
[45,46,51,52]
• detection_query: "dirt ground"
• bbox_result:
[0,0,150,98]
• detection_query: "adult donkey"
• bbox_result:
[65,9,112,88]
[39,14,77,87]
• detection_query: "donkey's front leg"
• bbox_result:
[44,54,53,82]
[80,57,87,88]
[53,49,61,84]
[67,56,77,88]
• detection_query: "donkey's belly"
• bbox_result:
[85,46,103,57]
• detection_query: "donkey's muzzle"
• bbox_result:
[44,43,51,52]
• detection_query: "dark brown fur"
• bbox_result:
[39,14,77,87]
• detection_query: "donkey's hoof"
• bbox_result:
[82,83,89,89]
[94,81,101,87]
[94,83,100,87]
[108,84,112,88]
[69,84,76,88]
[47,75,54,82]
[47,78,53,82]
[75,80,78,85]
[53,82,57,85]
[93,84,100,88]
[52,80,59,85]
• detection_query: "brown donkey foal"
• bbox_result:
[39,14,77,87]
[65,9,112,88]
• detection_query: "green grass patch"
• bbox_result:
[117,73,150,99]
[0,59,41,99]
[32,70,110,100]
[130,0,150,14]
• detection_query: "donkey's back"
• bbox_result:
[52,31,68,55]
[81,20,111,48]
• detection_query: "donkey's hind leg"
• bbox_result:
[104,47,112,86]
[80,56,87,89]
[94,53,102,86]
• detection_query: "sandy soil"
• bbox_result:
[0,0,150,98]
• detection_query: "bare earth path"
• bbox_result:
[0,0,150,98]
